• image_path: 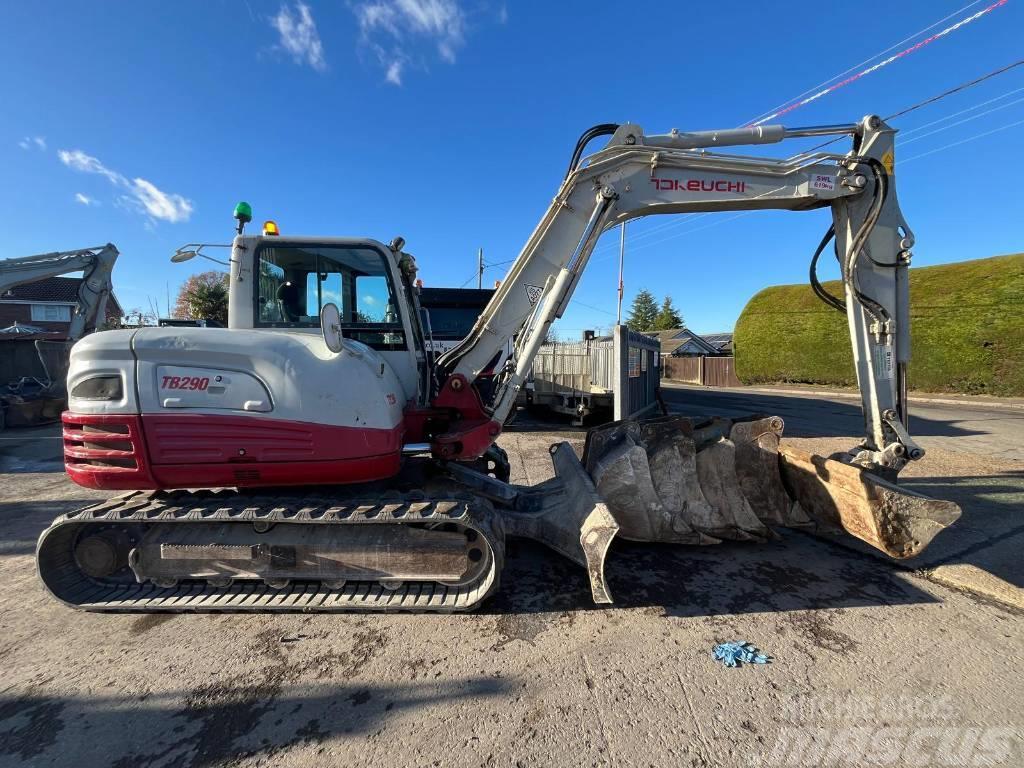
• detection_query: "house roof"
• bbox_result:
[0,276,122,315]
[650,327,721,356]
[702,332,734,350]
[660,338,688,355]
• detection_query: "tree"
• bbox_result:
[625,288,659,331]
[119,308,157,328]
[654,296,684,331]
[174,271,229,326]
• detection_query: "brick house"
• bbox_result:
[0,276,123,339]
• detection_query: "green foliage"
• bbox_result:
[626,288,659,331]
[734,254,1024,396]
[174,271,230,326]
[654,296,684,331]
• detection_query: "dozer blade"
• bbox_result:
[506,442,619,604]
[778,446,961,559]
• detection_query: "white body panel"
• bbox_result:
[68,326,407,431]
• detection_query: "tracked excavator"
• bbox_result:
[0,245,118,429]
[37,115,960,612]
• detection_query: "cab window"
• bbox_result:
[255,244,405,349]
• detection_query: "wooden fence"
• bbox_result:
[663,355,742,388]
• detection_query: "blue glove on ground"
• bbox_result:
[712,641,770,667]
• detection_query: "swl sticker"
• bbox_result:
[811,174,836,191]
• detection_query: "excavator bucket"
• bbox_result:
[777,446,961,558]
[580,414,960,561]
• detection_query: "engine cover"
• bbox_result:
[64,327,408,489]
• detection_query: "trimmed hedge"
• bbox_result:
[734,253,1024,396]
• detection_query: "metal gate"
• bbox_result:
[613,325,660,420]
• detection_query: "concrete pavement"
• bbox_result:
[0,423,1021,767]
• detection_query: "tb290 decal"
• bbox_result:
[161,375,210,391]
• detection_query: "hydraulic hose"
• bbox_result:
[844,158,891,327]
[809,225,845,312]
[564,123,620,182]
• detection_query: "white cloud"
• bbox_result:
[130,178,194,223]
[385,60,403,85]
[354,0,466,84]
[74,192,99,206]
[59,148,193,224]
[19,136,46,150]
[59,149,125,185]
[271,1,326,71]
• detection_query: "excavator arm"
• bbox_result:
[0,244,120,340]
[435,116,917,475]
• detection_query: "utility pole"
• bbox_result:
[616,222,626,324]
[477,247,484,289]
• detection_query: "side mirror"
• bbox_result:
[320,303,343,353]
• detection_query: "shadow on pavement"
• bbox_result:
[486,536,938,619]
[0,500,100,557]
[0,678,512,768]
[872,470,1024,588]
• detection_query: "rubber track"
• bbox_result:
[36,489,503,613]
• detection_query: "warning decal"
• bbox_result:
[524,284,544,306]
[881,148,895,175]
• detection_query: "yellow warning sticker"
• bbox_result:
[881,148,895,174]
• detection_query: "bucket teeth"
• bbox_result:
[729,417,813,529]
[584,415,779,544]
[590,435,712,544]
[693,439,775,542]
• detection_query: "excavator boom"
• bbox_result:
[435,116,917,476]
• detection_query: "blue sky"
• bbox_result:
[2,1,1022,336]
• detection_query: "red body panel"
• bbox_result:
[63,411,403,491]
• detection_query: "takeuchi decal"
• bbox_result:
[650,178,746,193]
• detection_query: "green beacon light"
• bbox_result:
[233,201,253,234]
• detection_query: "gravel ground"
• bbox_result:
[0,424,1021,767]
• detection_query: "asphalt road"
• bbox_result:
[659,382,1024,462]
[0,411,1021,767]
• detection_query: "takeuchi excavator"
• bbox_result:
[37,115,960,612]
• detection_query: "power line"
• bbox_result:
[741,0,983,126]
[749,0,1010,126]
[799,58,1024,154]
[571,299,616,316]
[887,57,1024,121]
[898,84,1024,137]
[901,95,1024,145]
[901,116,1024,163]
